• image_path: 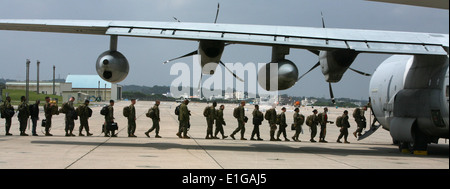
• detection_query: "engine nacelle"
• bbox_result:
[96,50,129,83]
[258,59,299,91]
[198,40,224,75]
[319,49,358,82]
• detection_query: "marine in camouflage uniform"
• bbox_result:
[276,107,290,141]
[291,108,304,142]
[318,107,329,143]
[43,96,57,136]
[214,105,228,139]
[145,100,161,138]
[127,99,137,137]
[204,101,217,139]
[177,99,190,139]
[60,97,76,136]
[230,101,247,140]
[337,110,351,143]
[77,100,92,136]
[309,109,320,142]
[251,105,264,141]
[17,96,30,136]
[2,96,14,136]
[266,107,277,141]
[104,100,116,137]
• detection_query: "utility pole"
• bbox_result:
[36,60,40,94]
[26,59,30,103]
[53,65,56,95]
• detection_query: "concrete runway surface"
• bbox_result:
[0,100,448,169]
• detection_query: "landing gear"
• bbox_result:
[397,128,429,155]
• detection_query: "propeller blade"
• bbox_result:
[349,67,372,76]
[197,73,203,98]
[328,82,336,104]
[321,12,326,28]
[297,61,320,82]
[173,17,181,22]
[163,50,198,64]
[214,3,220,24]
[220,61,244,82]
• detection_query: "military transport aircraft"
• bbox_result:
[0,0,448,154]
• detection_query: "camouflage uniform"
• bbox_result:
[60,101,76,136]
[2,99,14,135]
[127,104,136,137]
[276,111,289,141]
[251,109,263,140]
[266,108,277,141]
[145,104,161,137]
[230,105,246,140]
[104,105,115,137]
[43,101,56,136]
[337,113,351,143]
[292,111,304,141]
[178,102,190,138]
[204,105,216,139]
[214,108,227,139]
[17,101,30,136]
[76,104,92,136]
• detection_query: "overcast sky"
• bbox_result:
[0,0,448,99]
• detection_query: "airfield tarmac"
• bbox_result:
[0,100,448,169]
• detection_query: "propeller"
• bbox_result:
[214,3,220,24]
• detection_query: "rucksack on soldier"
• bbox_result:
[123,106,130,117]
[203,106,210,117]
[276,114,281,125]
[306,115,314,126]
[336,116,343,127]
[264,109,272,121]
[174,104,181,116]
[146,108,156,119]
[353,108,361,119]
[233,107,239,118]
[100,106,109,116]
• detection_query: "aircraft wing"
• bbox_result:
[0,19,448,56]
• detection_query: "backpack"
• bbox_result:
[233,107,240,118]
[298,114,305,126]
[0,104,5,119]
[100,106,109,116]
[174,104,181,116]
[203,106,210,117]
[276,114,282,125]
[87,107,93,117]
[306,115,314,127]
[336,116,343,127]
[353,108,361,119]
[265,109,274,121]
[123,106,130,117]
[146,108,156,119]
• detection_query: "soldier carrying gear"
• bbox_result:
[60,97,77,136]
[353,106,367,138]
[306,109,319,142]
[43,96,58,136]
[337,110,351,144]
[177,99,191,139]
[104,100,116,137]
[276,107,290,141]
[214,105,228,139]
[126,99,137,137]
[265,103,278,141]
[230,101,247,140]
[77,99,93,136]
[17,96,30,136]
[291,108,305,142]
[203,101,217,139]
[1,96,14,136]
[251,104,264,141]
[145,100,162,138]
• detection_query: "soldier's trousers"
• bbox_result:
[310,125,317,139]
[277,125,287,139]
[79,119,90,133]
[206,118,214,137]
[251,124,261,139]
[319,125,327,139]
[293,125,302,140]
[214,123,225,137]
[128,119,136,135]
[19,118,28,132]
[231,121,245,138]
[269,123,277,140]
[147,119,160,135]
[65,118,75,133]
[45,116,52,134]
[5,117,12,134]
[179,121,189,137]
[338,127,349,141]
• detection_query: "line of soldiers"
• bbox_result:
[1,96,366,144]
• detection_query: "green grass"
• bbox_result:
[2,89,62,105]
